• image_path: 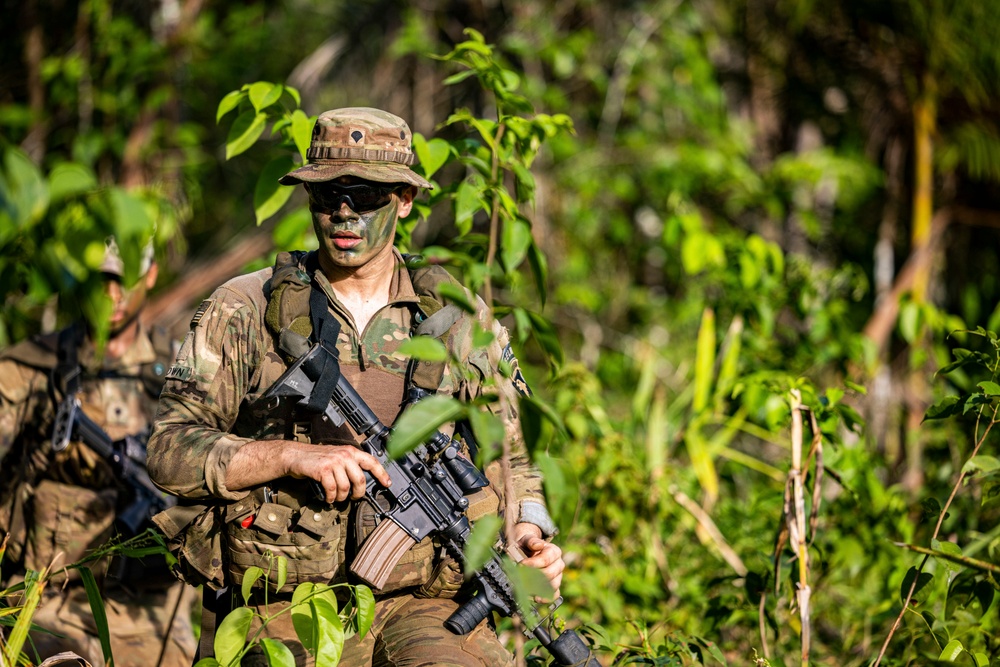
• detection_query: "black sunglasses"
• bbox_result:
[306,181,403,213]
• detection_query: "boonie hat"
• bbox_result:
[100,236,155,277]
[279,107,432,189]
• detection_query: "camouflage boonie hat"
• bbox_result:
[100,236,155,277]
[279,107,432,189]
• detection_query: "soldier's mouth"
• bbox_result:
[331,230,362,249]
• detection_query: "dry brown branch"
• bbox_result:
[669,486,748,577]
[788,390,810,667]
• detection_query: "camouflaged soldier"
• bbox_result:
[147,107,564,667]
[0,239,197,667]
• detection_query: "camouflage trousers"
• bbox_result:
[243,594,514,667]
[28,582,197,667]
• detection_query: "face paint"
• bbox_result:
[311,194,399,269]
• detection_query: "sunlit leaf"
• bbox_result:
[464,514,502,577]
[397,336,449,361]
[258,639,295,667]
[354,585,376,639]
[413,135,451,179]
[501,218,532,272]
[254,157,296,225]
[249,82,283,113]
[216,90,245,123]
[48,163,96,201]
[938,639,965,662]
[215,606,253,667]
[467,407,504,465]
[226,110,268,160]
[290,110,314,162]
[242,566,264,604]
[388,395,466,459]
[312,597,345,667]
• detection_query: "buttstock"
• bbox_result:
[350,519,416,589]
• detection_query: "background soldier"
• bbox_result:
[0,240,197,667]
[148,107,564,666]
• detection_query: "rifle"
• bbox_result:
[263,340,601,667]
[51,395,176,537]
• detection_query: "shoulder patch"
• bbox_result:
[165,365,193,382]
[190,299,213,329]
[501,344,532,397]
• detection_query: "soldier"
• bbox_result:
[0,239,197,667]
[148,107,564,666]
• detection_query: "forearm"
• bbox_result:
[224,438,296,491]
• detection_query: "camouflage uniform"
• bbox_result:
[0,325,197,667]
[149,246,553,666]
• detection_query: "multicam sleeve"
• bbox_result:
[482,320,558,538]
[147,286,264,501]
[0,358,47,467]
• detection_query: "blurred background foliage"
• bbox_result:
[2,0,1000,664]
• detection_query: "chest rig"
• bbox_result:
[219,250,483,596]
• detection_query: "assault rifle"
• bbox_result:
[51,396,176,536]
[264,340,601,667]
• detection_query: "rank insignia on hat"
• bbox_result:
[351,130,363,143]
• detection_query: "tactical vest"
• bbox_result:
[162,251,501,598]
[0,325,176,577]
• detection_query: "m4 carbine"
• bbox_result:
[51,396,176,536]
[264,341,601,667]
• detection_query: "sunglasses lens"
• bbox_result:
[309,183,397,212]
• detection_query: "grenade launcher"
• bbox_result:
[263,340,601,667]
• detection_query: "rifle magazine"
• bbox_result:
[350,519,416,588]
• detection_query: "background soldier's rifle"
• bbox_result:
[51,395,176,537]
[264,340,601,667]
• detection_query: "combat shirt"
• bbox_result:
[147,249,548,592]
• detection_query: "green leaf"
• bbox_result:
[216,90,245,123]
[501,218,532,273]
[982,472,1000,508]
[249,82,283,113]
[388,395,466,459]
[312,597,345,667]
[454,181,481,235]
[464,514,502,577]
[290,110,315,162]
[501,555,553,613]
[973,653,990,667]
[48,162,96,201]
[254,157,296,225]
[259,638,296,667]
[79,567,114,667]
[436,282,477,313]
[692,308,717,413]
[397,336,449,362]
[924,396,960,421]
[962,455,1000,475]
[291,583,318,654]
[931,539,965,573]
[413,135,451,179]
[938,639,964,662]
[273,207,313,251]
[354,585,376,639]
[977,380,1000,396]
[3,147,49,227]
[226,110,268,160]
[276,556,288,593]
[214,606,253,667]
[900,566,934,604]
[467,407,504,465]
[899,300,921,344]
[193,659,221,667]
[242,566,264,604]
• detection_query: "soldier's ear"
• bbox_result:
[144,262,159,289]
[396,186,417,217]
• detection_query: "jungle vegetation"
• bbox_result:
[2,0,1000,665]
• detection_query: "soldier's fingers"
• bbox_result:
[331,466,352,503]
[344,461,368,499]
[354,450,391,487]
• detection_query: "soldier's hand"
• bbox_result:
[514,522,564,598]
[285,443,391,503]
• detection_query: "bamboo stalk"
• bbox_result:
[788,390,811,667]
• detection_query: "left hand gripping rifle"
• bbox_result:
[51,395,176,537]
[264,341,601,667]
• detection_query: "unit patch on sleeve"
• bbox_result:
[190,299,213,329]
[501,344,532,397]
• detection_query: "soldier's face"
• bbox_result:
[308,179,415,269]
[105,263,157,334]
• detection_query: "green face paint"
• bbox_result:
[311,195,399,269]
